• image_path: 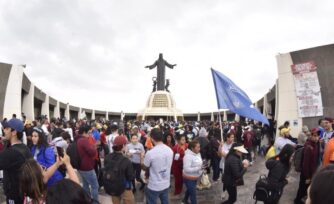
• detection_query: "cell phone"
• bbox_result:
[56,146,64,158]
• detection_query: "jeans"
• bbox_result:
[183,178,197,204]
[79,169,99,204]
[145,187,169,204]
[211,157,221,181]
[132,163,145,189]
[222,186,237,204]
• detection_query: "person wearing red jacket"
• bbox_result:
[76,124,99,204]
[172,134,187,196]
[243,126,254,163]
[294,128,320,204]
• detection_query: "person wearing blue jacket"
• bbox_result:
[31,127,63,186]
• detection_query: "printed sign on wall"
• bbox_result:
[291,61,323,117]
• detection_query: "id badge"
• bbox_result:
[174,153,180,161]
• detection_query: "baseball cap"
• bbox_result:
[324,117,333,123]
[2,118,24,132]
[311,128,321,135]
[113,136,128,146]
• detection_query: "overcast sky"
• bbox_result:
[0,0,333,113]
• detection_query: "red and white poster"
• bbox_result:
[291,61,323,117]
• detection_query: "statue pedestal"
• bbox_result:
[137,91,183,121]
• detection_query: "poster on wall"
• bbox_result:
[291,61,323,118]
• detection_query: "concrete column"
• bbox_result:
[235,114,240,122]
[91,110,96,120]
[121,111,125,121]
[105,111,109,121]
[210,112,214,122]
[41,95,50,119]
[65,104,70,121]
[274,79,279,121]
[223,111,227,121]
[197,112,200,121]
[54,101,60,119]
[22,83,34,121]
[79,108,83,120]
[276,53,302,138]
[3,65,24,119]
[263,94,272,119]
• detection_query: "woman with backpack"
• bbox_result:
[31,127,63,186]
[222,143,249,204]
[265,144,295,204]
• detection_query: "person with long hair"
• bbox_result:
[20,152,80,204]
[222,143,249,204]
[265,144,295,204]
[182,140,203,204]
[31,127,63,186]
[172,134,187,196]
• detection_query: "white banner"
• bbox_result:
[291,61,323,118]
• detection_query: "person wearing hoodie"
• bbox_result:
[182,140,203,204]
[294,128,320,204]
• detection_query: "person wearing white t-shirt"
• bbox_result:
[142,128,173,204]
[106,125,119,153]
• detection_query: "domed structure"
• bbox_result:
[137,90,183,121]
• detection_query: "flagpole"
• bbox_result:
[218,109,223,142]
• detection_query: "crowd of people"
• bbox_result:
[0,114,334,204]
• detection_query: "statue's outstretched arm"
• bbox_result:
[165,60,177,69]
[145,61,158,69]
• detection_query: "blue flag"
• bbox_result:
[211,68,269,125]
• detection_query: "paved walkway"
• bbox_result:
[98,155,300,204]
[0,155,299,204]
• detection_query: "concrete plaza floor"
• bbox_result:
[98,155,300,204]
[0,155,300,204]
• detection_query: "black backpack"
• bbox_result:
[66,141,81,169]
[103,155,127,196]
[253,175,275,203]
[293,146,304,172]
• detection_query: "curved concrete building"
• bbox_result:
[1,44,334,138]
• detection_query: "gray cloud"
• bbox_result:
[0,0,333,113]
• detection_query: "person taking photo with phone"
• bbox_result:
[31,127,63,186]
